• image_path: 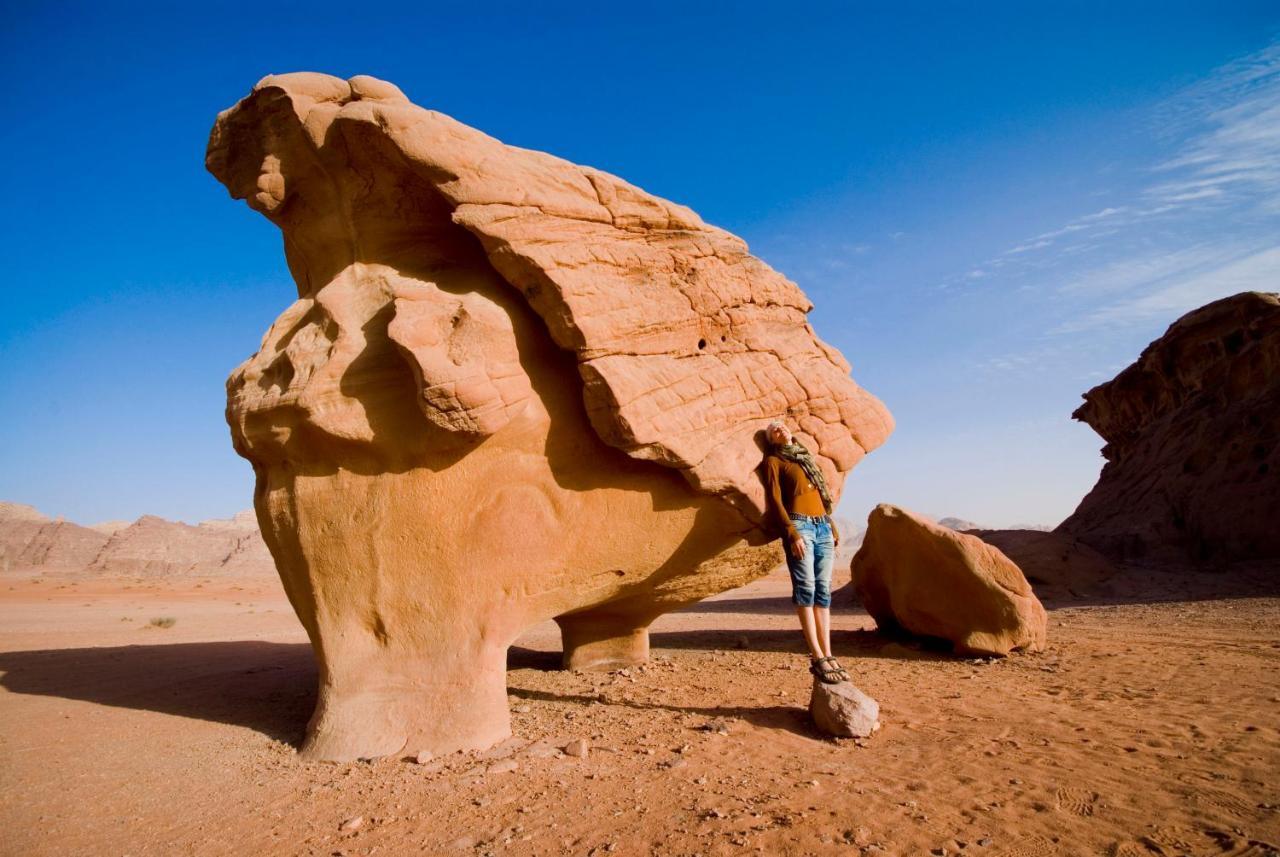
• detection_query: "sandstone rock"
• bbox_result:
[809,678,880,738]
[87,520,131,536]
[90,514,272,577]
[0,503,49,523]
[1058,291,1280,564]
[204,72,892,762]
[851,504,1047,656]
[0,504,108,574]
[563,738,589,758]
[0,502,274,578]
[477,736,528,760]
[523,741,563,759]
[209,72,890,757]
[966,529,1115,596]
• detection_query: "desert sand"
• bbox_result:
[2,564,1276,857]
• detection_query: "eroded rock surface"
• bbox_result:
[88,514,273,577]
[0,503,273,577]
[1058,292,1280,563]
[0,504,105,573]
[205,72,891,760]
[967,529,1115,598]
[809,679,880,738]
[851,504,1046,656]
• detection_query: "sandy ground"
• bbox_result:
[1,566,1278,857]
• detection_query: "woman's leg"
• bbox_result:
[786,521,824,659]
[795,604,824,659]
[813,519,839,664]
[814,606,833,659]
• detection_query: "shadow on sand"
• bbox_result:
[5,561,1274,747]
[506,684,828,739]
[1,628,929,749]
[0,641,317,745]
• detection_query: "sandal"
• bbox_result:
[823,656,851,682]
[809,656,845,684]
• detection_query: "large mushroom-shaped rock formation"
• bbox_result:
[205,72,892,761]
[851,504,1046,656]
[1058,292,1280,564]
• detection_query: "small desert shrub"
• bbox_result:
[148,616,177,629]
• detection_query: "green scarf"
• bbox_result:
[776,441,833,514]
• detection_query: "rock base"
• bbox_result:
[809,678,880,738]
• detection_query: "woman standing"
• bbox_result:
[763,420,849,683]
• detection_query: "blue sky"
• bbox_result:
[1,3,1277,528]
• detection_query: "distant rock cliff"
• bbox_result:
[1058,291,1280,563]
[0,503,273,576]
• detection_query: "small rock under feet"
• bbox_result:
[809,678,880,738]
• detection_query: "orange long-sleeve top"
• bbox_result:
[762,455,839,544]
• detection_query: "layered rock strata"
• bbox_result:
[0,503,105,573]
[1058,292,1280,563]
[0,503,273,577]
[205,72,892,760]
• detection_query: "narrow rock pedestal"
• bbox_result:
[809,679,880,738]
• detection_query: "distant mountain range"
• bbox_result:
[1,501,1050,579]
[0,502,273,577]
[937,517,1053,533]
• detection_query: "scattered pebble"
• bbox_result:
[699,719,732,735]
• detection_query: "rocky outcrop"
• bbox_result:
[966,529,1115,598]
[0,503,273,577]
[205,72,891,761]
[0,503,48,523]
[1058,292,1280,563]
[87,520,131,536]
[0,504,106,573]
[88,514,274,577]
[851,504,1046,656]
[809,679,880,739]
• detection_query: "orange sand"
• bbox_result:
[1,567,1277,856]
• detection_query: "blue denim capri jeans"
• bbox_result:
[785,513,835,608]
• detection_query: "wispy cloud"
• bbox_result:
[963,38,1280,333]
[1056,244,1280,331]
[1147,42,1280,213]
[1056,242,1259,298]
[960,38,1280,378]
